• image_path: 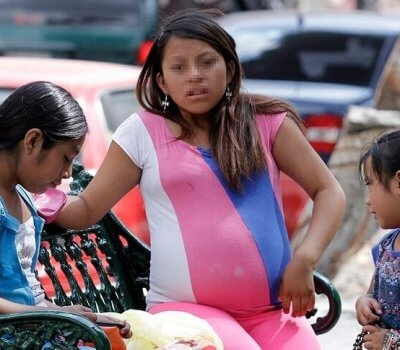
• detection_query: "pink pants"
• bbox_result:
[149,302,321,350]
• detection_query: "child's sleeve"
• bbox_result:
[371,230,396,265]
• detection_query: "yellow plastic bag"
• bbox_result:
[103,310,223,350]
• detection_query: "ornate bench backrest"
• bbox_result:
[37,163,150,313]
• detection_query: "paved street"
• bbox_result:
[317,238,375,349]
[318,296,360,349]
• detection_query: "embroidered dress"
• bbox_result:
[372,229,400,329]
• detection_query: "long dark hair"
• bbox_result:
[0,81,88,150]
[137,9,303,191]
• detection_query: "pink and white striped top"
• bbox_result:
[113,110,291,318]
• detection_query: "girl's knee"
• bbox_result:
[149,302,261,349]
[250,314,320,350]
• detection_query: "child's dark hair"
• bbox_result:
[359,130,400,190]
[0,81,88,150]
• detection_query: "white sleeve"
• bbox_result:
[112,113,151,169]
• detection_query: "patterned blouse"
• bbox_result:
[372,229,400,329]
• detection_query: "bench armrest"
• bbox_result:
[0,310,111,349]
[308,271,342,335]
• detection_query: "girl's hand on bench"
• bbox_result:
[95,313,132,338]
[55,304,132,338]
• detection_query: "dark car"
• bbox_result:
[0,0,274,66]
[0,0,158,65]
[218,10,400,162]
[217,10,400,233]
[159,0,280,16]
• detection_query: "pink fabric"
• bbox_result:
[149,302,320,350]
[257,113,286,211]
[155,142,271,311]
[114,111,320,349]
[34,188,67,224]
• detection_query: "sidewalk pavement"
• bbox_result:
[318,296,360,349]
[317,229,379,349]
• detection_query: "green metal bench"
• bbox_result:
[0,163,341,349]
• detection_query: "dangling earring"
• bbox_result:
[225,85,232,104]
[161,94,169,112]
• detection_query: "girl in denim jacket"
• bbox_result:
[0,81,130,339]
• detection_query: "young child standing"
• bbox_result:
[56,9,346,350]
[356,129,400,350]
[0,81,130,339]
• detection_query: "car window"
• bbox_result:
[232,28,385,86]
[0,0,140,14]
[160,0,237,14]
[0,89,11,104]
[0,86,138,138]
[159,0,269,15]
[100,88,140,132]
[0,0,157,64]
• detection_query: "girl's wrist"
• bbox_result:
[382,329,400,350]
[363,293,374,300]
[291,253,316,269]
[357,293,373,302]
[355,294,373,309]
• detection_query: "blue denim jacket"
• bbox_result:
[0,185,45,305]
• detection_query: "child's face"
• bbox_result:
[18,130,85,194]
[364,157,400,229]
[156,36,233,119]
